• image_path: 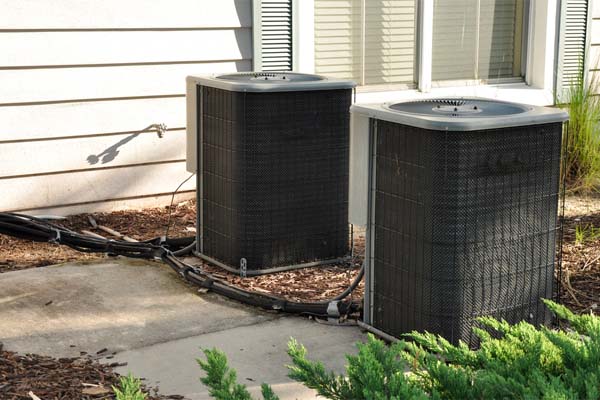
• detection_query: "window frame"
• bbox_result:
[280,0,559,102]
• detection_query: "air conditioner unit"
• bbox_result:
[186,72,356,274]
[349,98,568,346]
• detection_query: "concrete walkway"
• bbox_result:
[113,317,364,399]
[0,258,365,399]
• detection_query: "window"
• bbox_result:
[432,0,525,82]
[254,1,564,98]
[311,0,525,87]
[314,0,417,86]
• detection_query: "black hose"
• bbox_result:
[162,253,359,316]
[193,255,365,302]
[192,250,350,277]
[0,213,361,318]
[143,236,195,248]
[173,241,196,256]
[333,264,364,301]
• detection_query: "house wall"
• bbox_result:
[590,0,600,81]
[0,0,252,216]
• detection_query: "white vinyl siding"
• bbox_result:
[432,0,523,81]
[0,0,253,215]
[314,0,416,86]
[255,0,294,71]
[557,0,590,101]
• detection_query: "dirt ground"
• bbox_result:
[1,195,598,312]
[0,344,182,400]
[0,199,365,303]
[559,193,600,313]
[0,195,598,399]
[0,200,196,273]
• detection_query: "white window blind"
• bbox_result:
[556,0,589,101]
[432,0,523,81]
[315,0,417,86]
[255,0,293,71]
[315,0,362,81]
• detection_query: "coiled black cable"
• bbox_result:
[0,212,361,318]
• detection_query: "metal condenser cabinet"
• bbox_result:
[186,72,355,273]
[350,98,568,345]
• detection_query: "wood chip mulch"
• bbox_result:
[558,210,600,314]
[2,196,600,313]
[197,235,365,303]
[0,199,366,304]
[0,200,196,273]
[0,344,183,400]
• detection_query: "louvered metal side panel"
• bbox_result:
[315,0,362,81]
[557,0,589,101]
[260,0,293,71]
[432,0,523,81]
[370,121,563,347]
[200,86,352,270]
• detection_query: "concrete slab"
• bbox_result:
[112,317,365,400]
[0,258,274,357]
[0,258,366,399]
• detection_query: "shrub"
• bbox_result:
[561,63,600,192]
[197,349,279,400]
[198,300,600,399]
[112,373,147,400]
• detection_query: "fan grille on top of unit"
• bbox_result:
[216,72,324,83]
[387,98,530,118]
[434,99,467,106]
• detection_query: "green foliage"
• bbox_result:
[561,62,600,192]
[575,223,600,244]
[197,348,279,400]
[198,300,600,399]
[287,337,430,400]
[112,373,147,400]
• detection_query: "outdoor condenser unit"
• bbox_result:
[350,98,568,345]
[186,72,356,273]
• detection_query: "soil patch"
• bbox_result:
[0,199,365,303]
[196,234,365,303]
[559,196,600,313]
[0,201,196,272]
[2,196,599,313]
[0,345,182,400]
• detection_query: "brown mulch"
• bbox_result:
[0,198,365,303]
[2,196,600,313]
[0,345,183,400]
[201,262,364,303]
[0,200,196,273]
[558,209,600,314]
[198,235,365,303]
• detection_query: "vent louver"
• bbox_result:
[556,0,589,101]
[259,0,293,71]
